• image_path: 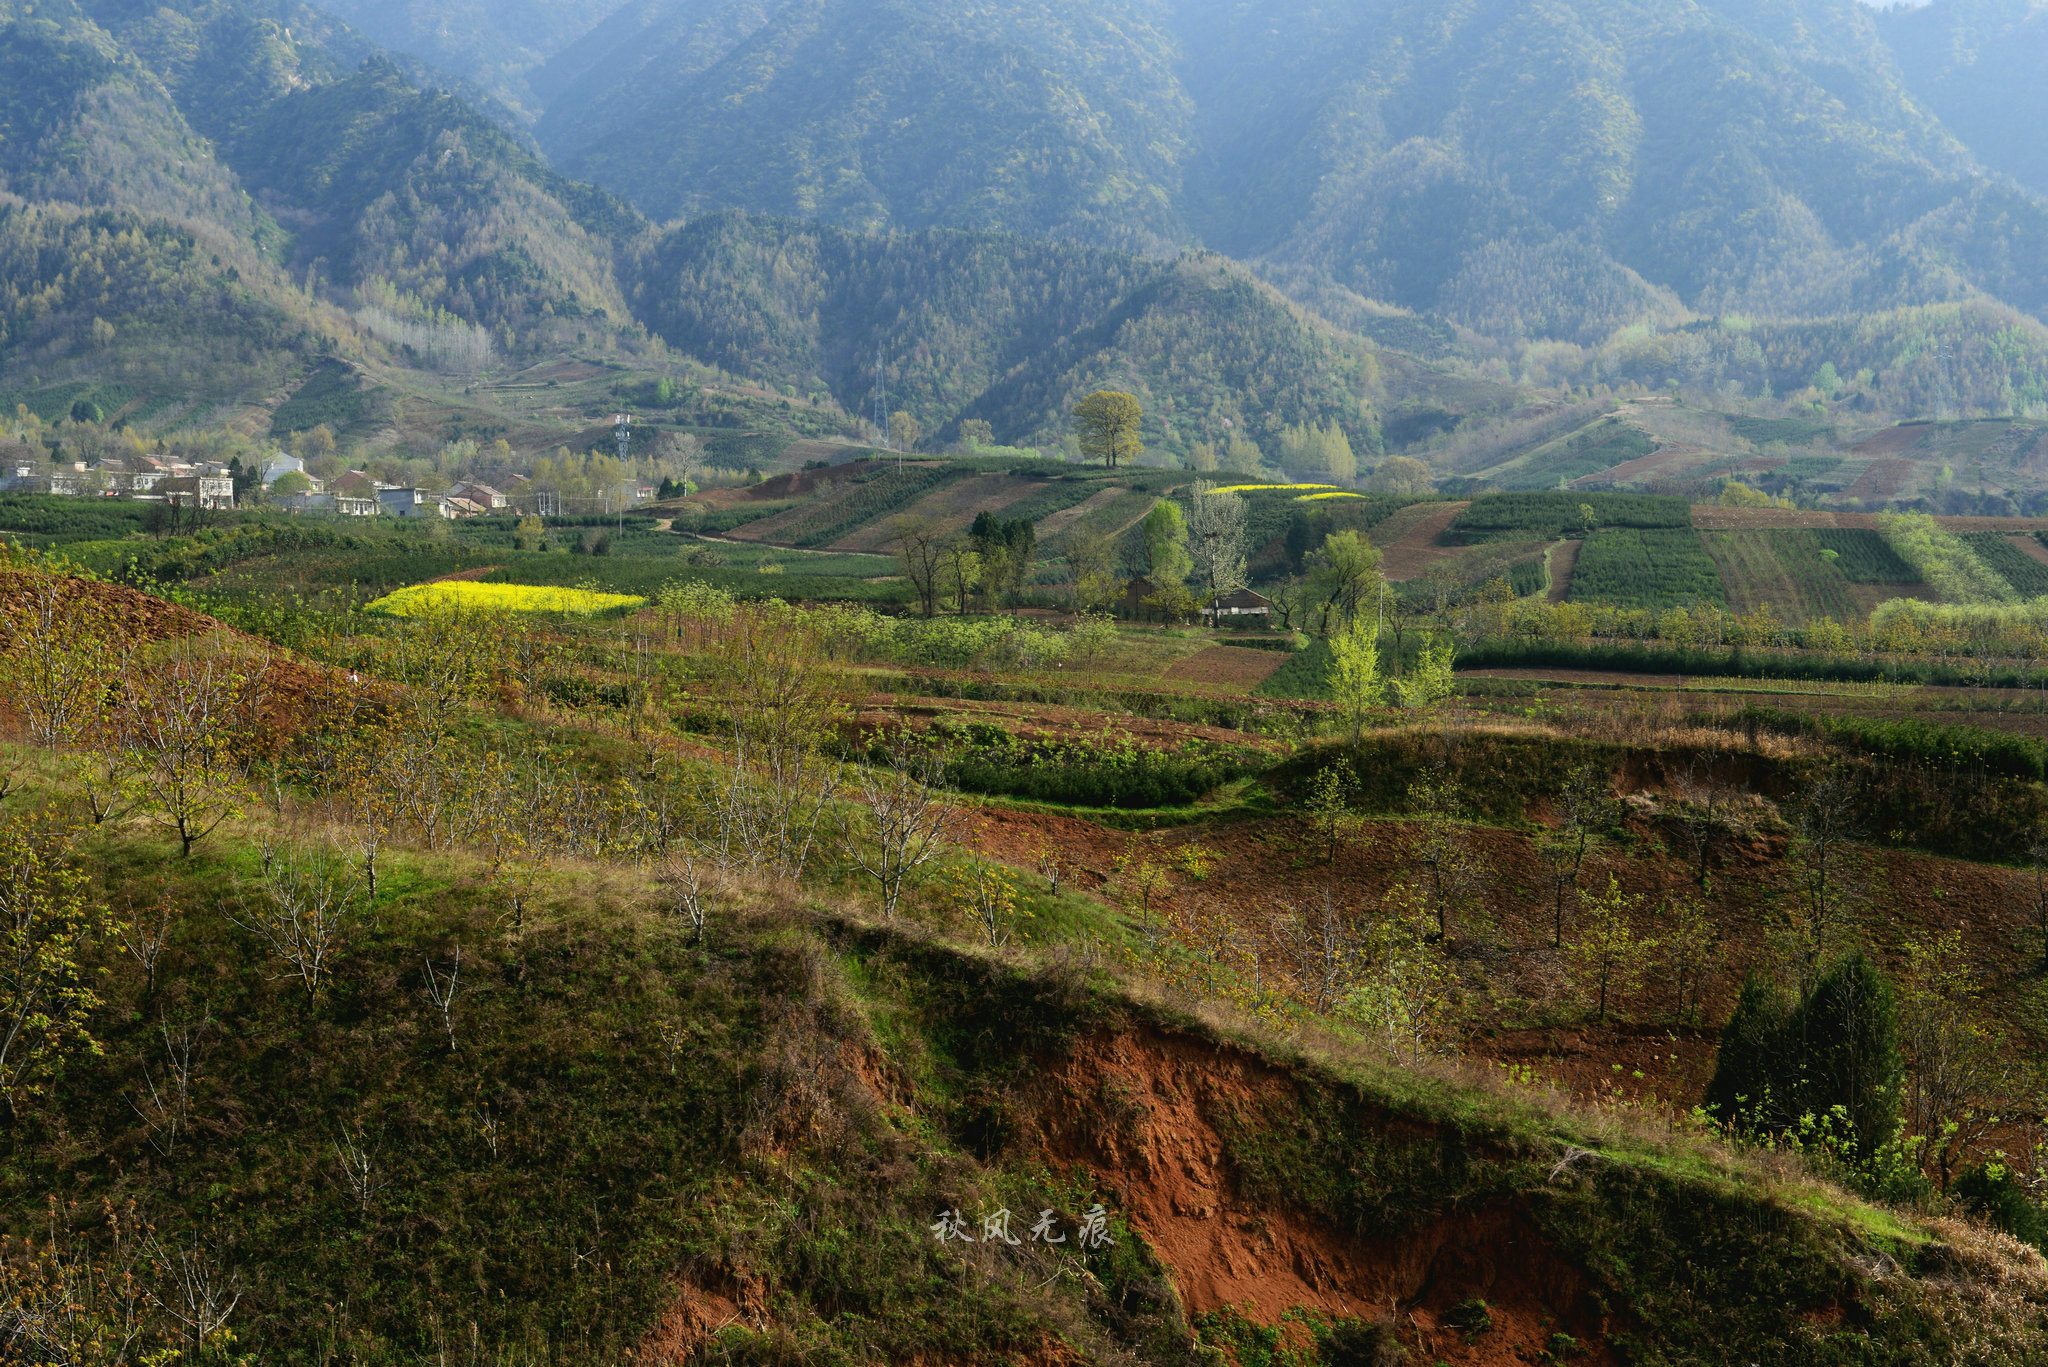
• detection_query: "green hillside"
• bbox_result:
[515,0,2048,354]
[1878,0,2048,201]
[639,215,1411,458]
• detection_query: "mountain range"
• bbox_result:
[4,0,2048,457]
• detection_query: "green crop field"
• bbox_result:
[997,476,1120,526]
[1570,527,1727,609]
[1453,491,1690,541]
[776,464,967,547]
[484,555,910,603]
[1813,529,1920,584]
[1728,415,1836,446]
[1962,533,2048,597]
[1701,530,1876,622]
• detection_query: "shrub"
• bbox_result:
[1733,705,2046,781]
[1954,1163,2048,1252]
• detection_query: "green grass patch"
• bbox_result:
[1728,415,1836,446]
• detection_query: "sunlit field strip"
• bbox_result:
[366,581,648,616]
[1679,674,1922,700]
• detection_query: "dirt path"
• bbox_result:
[425,565,505,584]
[1545,539,1579,603]
[1376,501,1469,580]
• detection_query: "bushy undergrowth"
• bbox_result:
[1731,704,2048,781]
[1456,638,2048,689]
[925,719,1264,807]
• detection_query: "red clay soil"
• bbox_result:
[0,568,212,643]
[2014,534,2048,569]
[1576,442,1706,486]
[1852,424,1931,457]
[1377,502,1471,580]
[0,569,388,740]
[830,471,1044,553]
[1844,458,1913,502]
[1162,645,1289,690]
[957,741,2048,1118]
[424,565,504,583]
[1032,1028,1620,1363]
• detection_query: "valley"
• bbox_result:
[9,0,2048,1361]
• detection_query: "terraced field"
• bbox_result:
[830,470,1046,551]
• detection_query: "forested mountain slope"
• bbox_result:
[1876,0,2048,203]
[307,0,620,118]
[517,0,2048,347]
[636,214,1437,455]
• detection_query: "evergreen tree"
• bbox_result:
[1705,973,1795,1134]
[1704,954,1904,1159]
[1788,951,1903,1158]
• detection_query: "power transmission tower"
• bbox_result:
[870,348,892,457]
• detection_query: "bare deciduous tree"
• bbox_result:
[1670,758,1737,887]
[131,1013,207,1158]
[698,607,849,880]
[233,842,360,1002]
[1407,770,1486,940]
[658,847,722,946]
[1539,763,1614,947]
[851,739,958,918]
[120,642,266,858]
[115,894,177,992]
[1786,774,1861,992]
[422,947,461,1049]
[141,1230,242,1357]
[332,1124,382,1210]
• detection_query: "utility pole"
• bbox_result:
[614,411,632,535]
[870,348,893,463]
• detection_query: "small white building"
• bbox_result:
[160,475,236,510]
[379,487,452,518]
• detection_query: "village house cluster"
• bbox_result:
[0,450,531,520]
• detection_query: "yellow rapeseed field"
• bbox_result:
[1294,491,1364,501]
[1207,482,1337,495]
[366,581,648,617]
